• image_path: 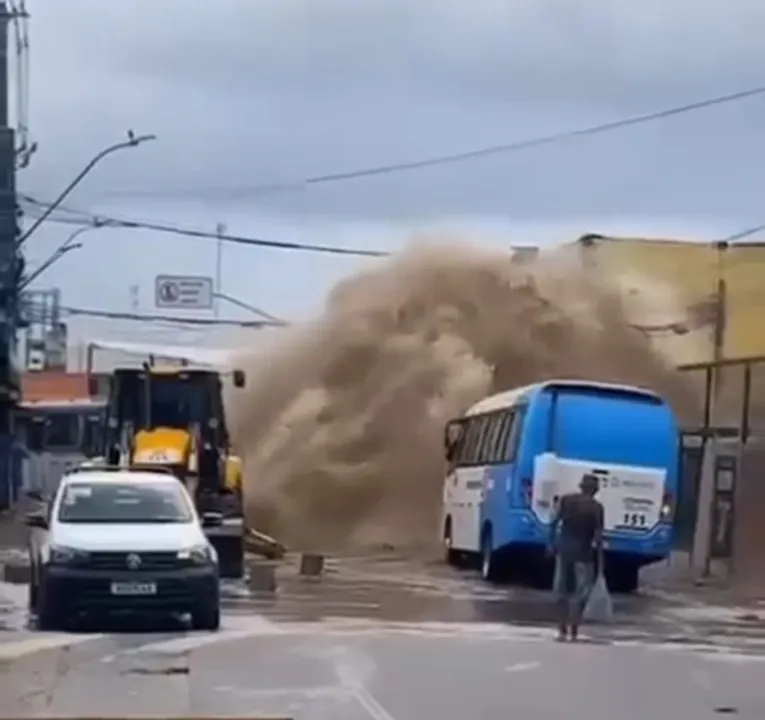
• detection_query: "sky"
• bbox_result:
[13,0,765,346]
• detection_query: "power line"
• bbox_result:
[59,305,286,328]
[19,195,390,258]
[21,193,765,263]
[722,223,765,243]
[104,84,765,199]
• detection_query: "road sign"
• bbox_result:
[154,275,214,310]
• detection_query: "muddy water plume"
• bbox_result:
[229,240,697,554]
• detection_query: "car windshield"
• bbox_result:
[57,481,194,524]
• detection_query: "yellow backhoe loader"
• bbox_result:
[98,363,247,578]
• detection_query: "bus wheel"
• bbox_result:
[480,527,499,582]
[608,564,639,594]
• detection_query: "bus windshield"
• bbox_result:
[18,403,105,455]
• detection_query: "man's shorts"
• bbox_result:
[553,556,594,603]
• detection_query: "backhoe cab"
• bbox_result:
[100,364,247,578]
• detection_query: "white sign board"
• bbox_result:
[154,275,213,310]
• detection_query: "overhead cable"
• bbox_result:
[103,84,765,198]
[19,195,390,258]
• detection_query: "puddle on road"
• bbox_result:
[2,553,752,645]
[223,561,663,629]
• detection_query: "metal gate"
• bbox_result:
[675,432,704,551]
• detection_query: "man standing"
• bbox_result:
[548,473,605,642]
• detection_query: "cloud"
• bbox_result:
[44,0,765,99]
[20,0,765,222]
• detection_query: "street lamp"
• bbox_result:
[19,224,103,290]
[212,292,288,325]
[17,130,156,247]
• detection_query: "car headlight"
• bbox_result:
[46,545,90,565]
[177,544,217,565]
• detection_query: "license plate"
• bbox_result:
[110,582,157,596]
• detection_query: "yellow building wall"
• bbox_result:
[576,236,765,365]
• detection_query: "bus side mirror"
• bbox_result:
[444,421,463,459]
[232,369,246,388]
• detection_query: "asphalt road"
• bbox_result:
[1,554,764,718]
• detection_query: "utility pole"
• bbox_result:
[691,240,729,576]
[0,1,24,427]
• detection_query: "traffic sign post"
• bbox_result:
[154,275,214,310]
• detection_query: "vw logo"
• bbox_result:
[126,553,142,570]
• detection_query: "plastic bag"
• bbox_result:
[582,571,613,624]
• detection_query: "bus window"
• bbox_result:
[81,414,103,455]
[476,414,501,464]
[444,421,465,462]
[14,413,26,444]
[458,417,479,465]
[45,412,80,450]
[465,416,493,465]
[485,412,510,463]
[26,416,46,452]
[503,406,527,462]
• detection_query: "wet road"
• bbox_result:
[1,553,764,718]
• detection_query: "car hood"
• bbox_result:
[49,522,206,552]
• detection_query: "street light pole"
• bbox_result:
[19,223,102,290]
[214,222,226,318]
[17,130,156,247]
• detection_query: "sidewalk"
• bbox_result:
[0,503,31,554]
[642,551,765,614]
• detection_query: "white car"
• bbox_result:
[26,466,222,631]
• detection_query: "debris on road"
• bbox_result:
[247,561,277,594]
[299,553,324,578]
[245,529,285,559]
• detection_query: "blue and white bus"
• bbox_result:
[16,399,106,499]
[441,379,680,593]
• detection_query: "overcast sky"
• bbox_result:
[14,0,765,343]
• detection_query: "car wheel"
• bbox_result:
[27,574,38,611]
[191,601,220,631]
[35,584,64,631]
[219,555,244,580]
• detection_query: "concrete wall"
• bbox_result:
[734,436,765,594]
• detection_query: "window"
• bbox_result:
[479,414,503,464]
[503,405,527,462]
[45,412,80,450]
[81,414,103,455]
[451,405,528,467]
[26,417,45,452]
[494,412,513,461]
[458,418,475,464]
[486,412,511,463]
[460,416,484,465]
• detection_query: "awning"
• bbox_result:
[86,339,236,368]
